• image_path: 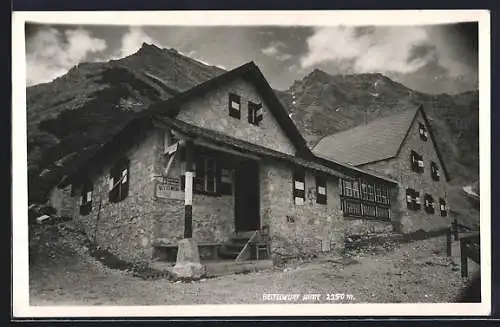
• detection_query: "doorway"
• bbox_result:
[234,159,260,232]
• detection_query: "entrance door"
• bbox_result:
[234,159,260,232]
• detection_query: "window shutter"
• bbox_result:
[119,159,130,201]
[228,93,241,119]
[79,180,93,215]
[255,103,263,124]
[248,101,263,125]
[424,194,435,214]
[109,158,129,203]
[248,101,254,124]
[406,188,414,210]
[419,123,428,141]
[431,162,440,181]
[410,151,417,172]
[293,170,305,205]
[414,190,421,210]
[315,175,327,205]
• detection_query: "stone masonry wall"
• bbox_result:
[176,77,297,156]
[151,129,235,246]
[360,110,450,233]
[71,129,159,263]
[259,160,346,259]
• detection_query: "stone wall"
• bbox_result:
[70,129,159,263]
[360,110,450,233]
[259,160,346,259]
[151,129,235,245]
[176,77,297,156]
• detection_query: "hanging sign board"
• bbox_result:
[156,178,184,199]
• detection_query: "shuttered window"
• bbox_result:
[431,161,440,181]
[228,93,241,119]
[109,158,130,203]
[79,180,93,215]
[248,101,263,125]
[293,170,305,205]
[410,150,424,173]
[406,188,421,211]
[419,122,428,141]
[439,198,448,217]
[315,175,327,205]
[424,193,435,214]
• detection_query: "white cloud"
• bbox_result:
[301,26,433,73]
[261,41,293,61]
[26,27,107,86]
[300,26,472,77]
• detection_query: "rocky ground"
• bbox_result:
[28,222,480,306]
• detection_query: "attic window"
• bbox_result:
[79,180,93,216]
[406,188,421,211]
[109,158,130,203]
[315,175,327,205]
[431,161,440,181]
[419,123,428,141]
[424,193,435,214]
[293,170,305,205]
[410,150,424,173]
[228,93,241,119]
[439,198,448,217]
[248,101,263,125]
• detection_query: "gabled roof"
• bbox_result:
[147,61,313,159]
[312,105,450,181]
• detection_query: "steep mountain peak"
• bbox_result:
[138,42,163,52]
[303,68,332,82]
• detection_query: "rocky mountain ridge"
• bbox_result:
[26,43,479,206]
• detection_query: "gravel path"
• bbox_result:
[29,225,479,305]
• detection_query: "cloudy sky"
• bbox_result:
[25,22,478,94]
